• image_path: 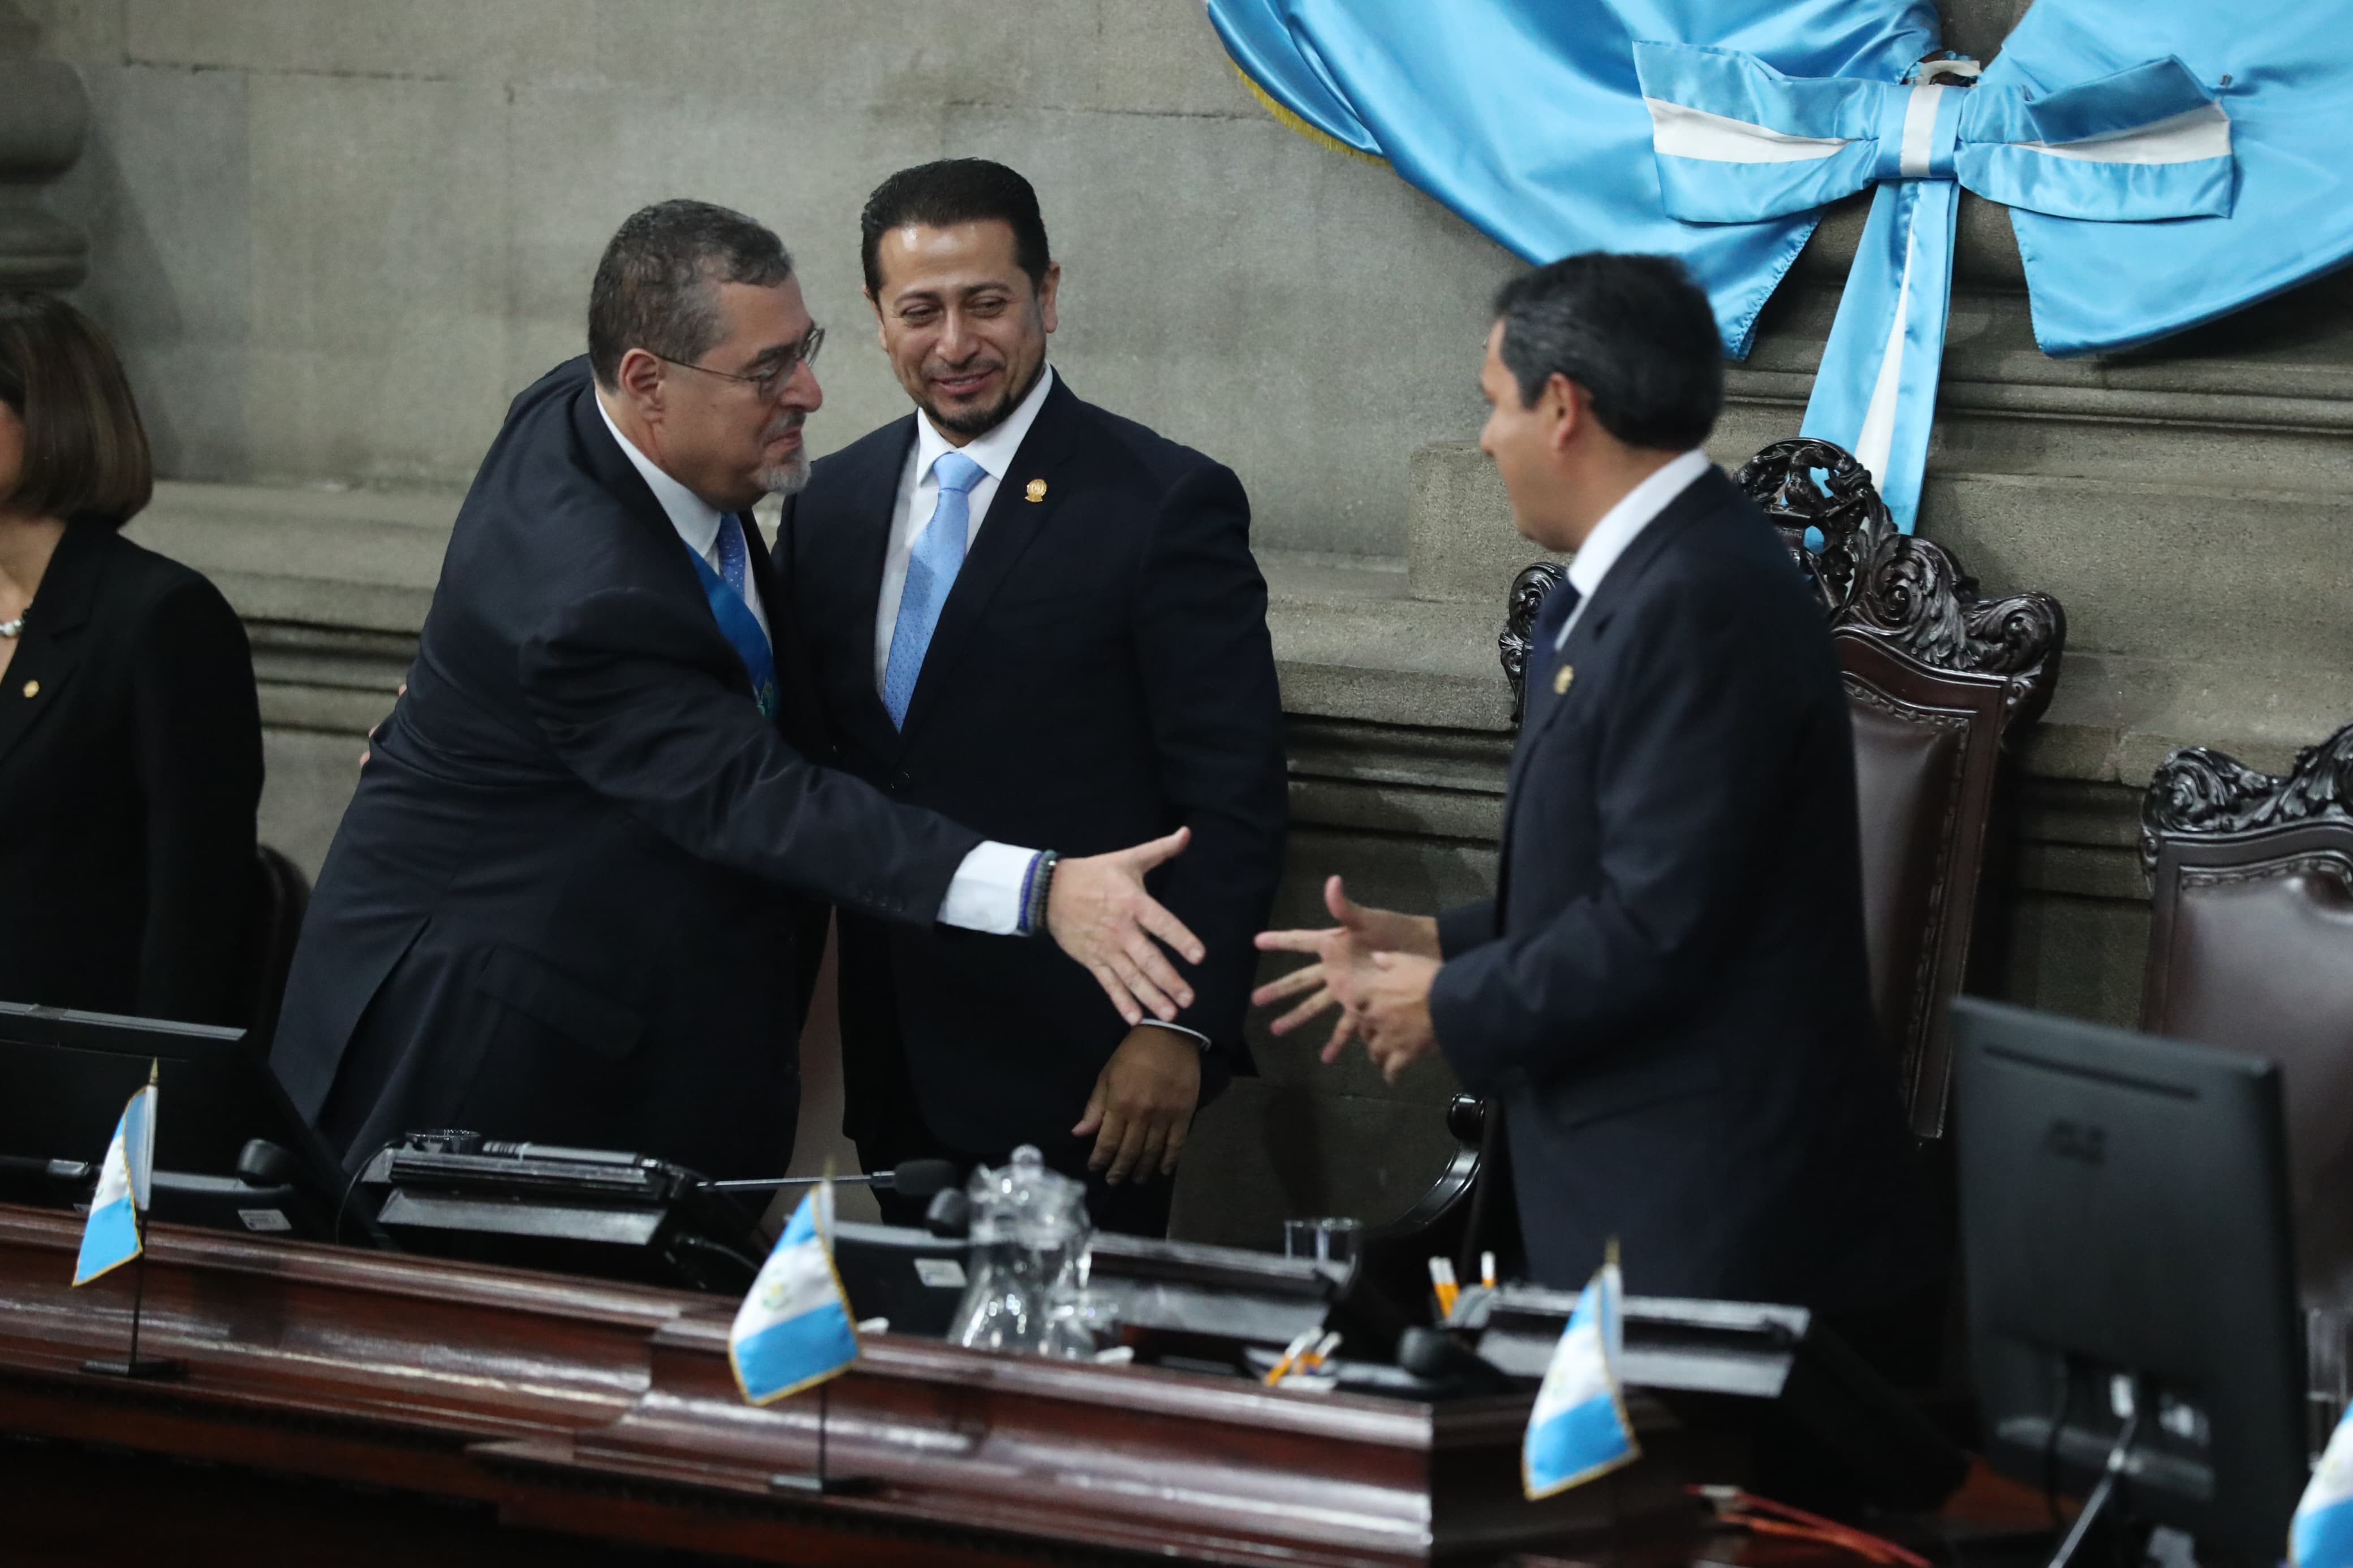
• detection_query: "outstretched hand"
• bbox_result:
[1048,827,1205,1028]
[1251,876,1440,1059]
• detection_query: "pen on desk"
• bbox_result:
[1263,1325,1320,1386]
[1428,1256,1459,1317]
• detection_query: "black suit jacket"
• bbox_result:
[0,523,260,1026]
[270,358,983,1178]
[1428,469,1929,1312]
[777,375,1287,1155]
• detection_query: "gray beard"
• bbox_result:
[759,453,809,496]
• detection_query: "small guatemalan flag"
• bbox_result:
[729,1177,860,1405]
[73,1066,158,1287]
[1522,1247,1641,1500]
[2294,1405,2353,1568]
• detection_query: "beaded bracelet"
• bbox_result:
[1019,850,1060,938]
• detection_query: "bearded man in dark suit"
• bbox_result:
[1257,254,1933,1357]
[272,200,1211,1182]
[777,162,1287,1234]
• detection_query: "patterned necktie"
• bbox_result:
[713,511,755,611]
[882,450,988,728]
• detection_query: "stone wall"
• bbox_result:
[11,0,2352,1246]
[16,0,1515,557]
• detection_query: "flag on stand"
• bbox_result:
[729,1177,860,1405]
[1523,1249,1641,1499]
[74,1069,157,1287]
[2294,1405,2353,1568]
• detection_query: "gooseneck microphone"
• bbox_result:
[701,1159,959,1200]
[410,1136,960,1203]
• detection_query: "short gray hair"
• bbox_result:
[587,200,794,389]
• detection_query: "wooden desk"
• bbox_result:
[0,1204,1701,1566]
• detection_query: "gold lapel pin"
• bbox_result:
[1024,478,1046,503]
[19,680,37,698]
[1552,664,1574,696]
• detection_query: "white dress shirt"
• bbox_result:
[1554,448,1713,650]
[593,392,1038,935]
[874,362,1058,691]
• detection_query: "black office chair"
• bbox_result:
[243,844,311,1053]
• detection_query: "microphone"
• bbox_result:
[701,1158,959,1200]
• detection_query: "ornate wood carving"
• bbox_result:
[1497,438,2067,728]
[1499,562,1567,726]
[2141,720,2353,874]
[1485,438,2067,1145]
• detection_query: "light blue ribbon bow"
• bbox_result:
[1634,42,2232,530]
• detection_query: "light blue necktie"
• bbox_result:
[882,450,986,728]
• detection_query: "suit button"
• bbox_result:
[891,770,912,792]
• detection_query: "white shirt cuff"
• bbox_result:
[936,840,1040,935]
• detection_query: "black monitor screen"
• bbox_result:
[1953,997,2306,1558]
[0,1001,340,1200]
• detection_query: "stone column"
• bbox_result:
[0,2,89,291]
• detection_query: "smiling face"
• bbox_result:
[869,219,1058,444]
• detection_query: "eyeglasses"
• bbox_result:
[653,325,825,401]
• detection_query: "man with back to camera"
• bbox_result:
[270,199,1216,1183]
[1255,254,1937,1376]
[777,161,1287,1235]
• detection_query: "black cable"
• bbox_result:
[2046,1384,2143,1568]
[333,1138,399,1248]
[2042,1359,2074,1530]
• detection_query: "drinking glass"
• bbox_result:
[2309,1307,2353,1462]
[1283,1216,1363,1273]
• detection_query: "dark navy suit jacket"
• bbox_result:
[270,358,982,1178]
[1428,468,1929,1311]
[0,523,260,1027]
[776,375,1287,1156]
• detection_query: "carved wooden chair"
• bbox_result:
[1368,440,2063,1299]
[243,844,311,1054]
[1499,438,2065,1138]
[2141,725,2353,1305]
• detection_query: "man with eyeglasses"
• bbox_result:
[272,200,1210,1186]
[775,162,1287,1236]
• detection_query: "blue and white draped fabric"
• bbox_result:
[1635,42,2230,529]
[1209,1,2353,534]
[1522,1254,1640,1499]
[1205,0,1937,358]
[730,1179,860,1405]
[74,1078,157,1287]
[2295,1403,2353,1568]
[684,515,778,720]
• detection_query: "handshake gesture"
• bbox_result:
[1045,826,1206,1026]
[1251,875,1445,1083]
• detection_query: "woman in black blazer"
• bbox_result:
[0,293,261,1026]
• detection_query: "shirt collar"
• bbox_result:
[913,363,1056,486]
[1564,448,1713,603]
[594,390,726,557]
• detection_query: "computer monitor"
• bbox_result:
[831,1222,976,1338]
[1952,997,2306,1561]
[0,1001,349,1239]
